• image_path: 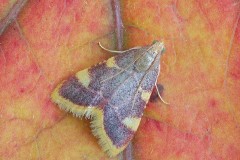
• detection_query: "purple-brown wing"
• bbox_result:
[51,46,161,157]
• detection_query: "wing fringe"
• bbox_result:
[51,83,126,157]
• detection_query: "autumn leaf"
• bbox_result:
[0,0,240,160]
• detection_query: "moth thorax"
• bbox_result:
[135,52,156,72]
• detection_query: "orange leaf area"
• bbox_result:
[0,0,240,159]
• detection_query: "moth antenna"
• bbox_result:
[98,42,141,54]
[155,84,169,105]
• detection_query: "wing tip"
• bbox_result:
[51,83,86,118]
[50,84,127,157]
[90,111,126,157]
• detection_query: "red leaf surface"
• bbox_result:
[0,0,239,160]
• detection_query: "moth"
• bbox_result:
[51,41,166,157]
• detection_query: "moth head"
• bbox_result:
[135,41,165,72]
[151,40,165,55]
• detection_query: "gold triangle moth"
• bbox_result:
[51,41,165,157]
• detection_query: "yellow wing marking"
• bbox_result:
[106,57,120,68]
[141,90,151,102]
[122,117,141,131]
[75,69,91,88]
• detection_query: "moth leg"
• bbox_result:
[155,83,169,105]
[98,42,141,54]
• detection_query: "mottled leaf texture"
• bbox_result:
[1,0,240,159]
[51,42,165,157]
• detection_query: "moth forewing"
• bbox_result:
[51,41,165,157]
